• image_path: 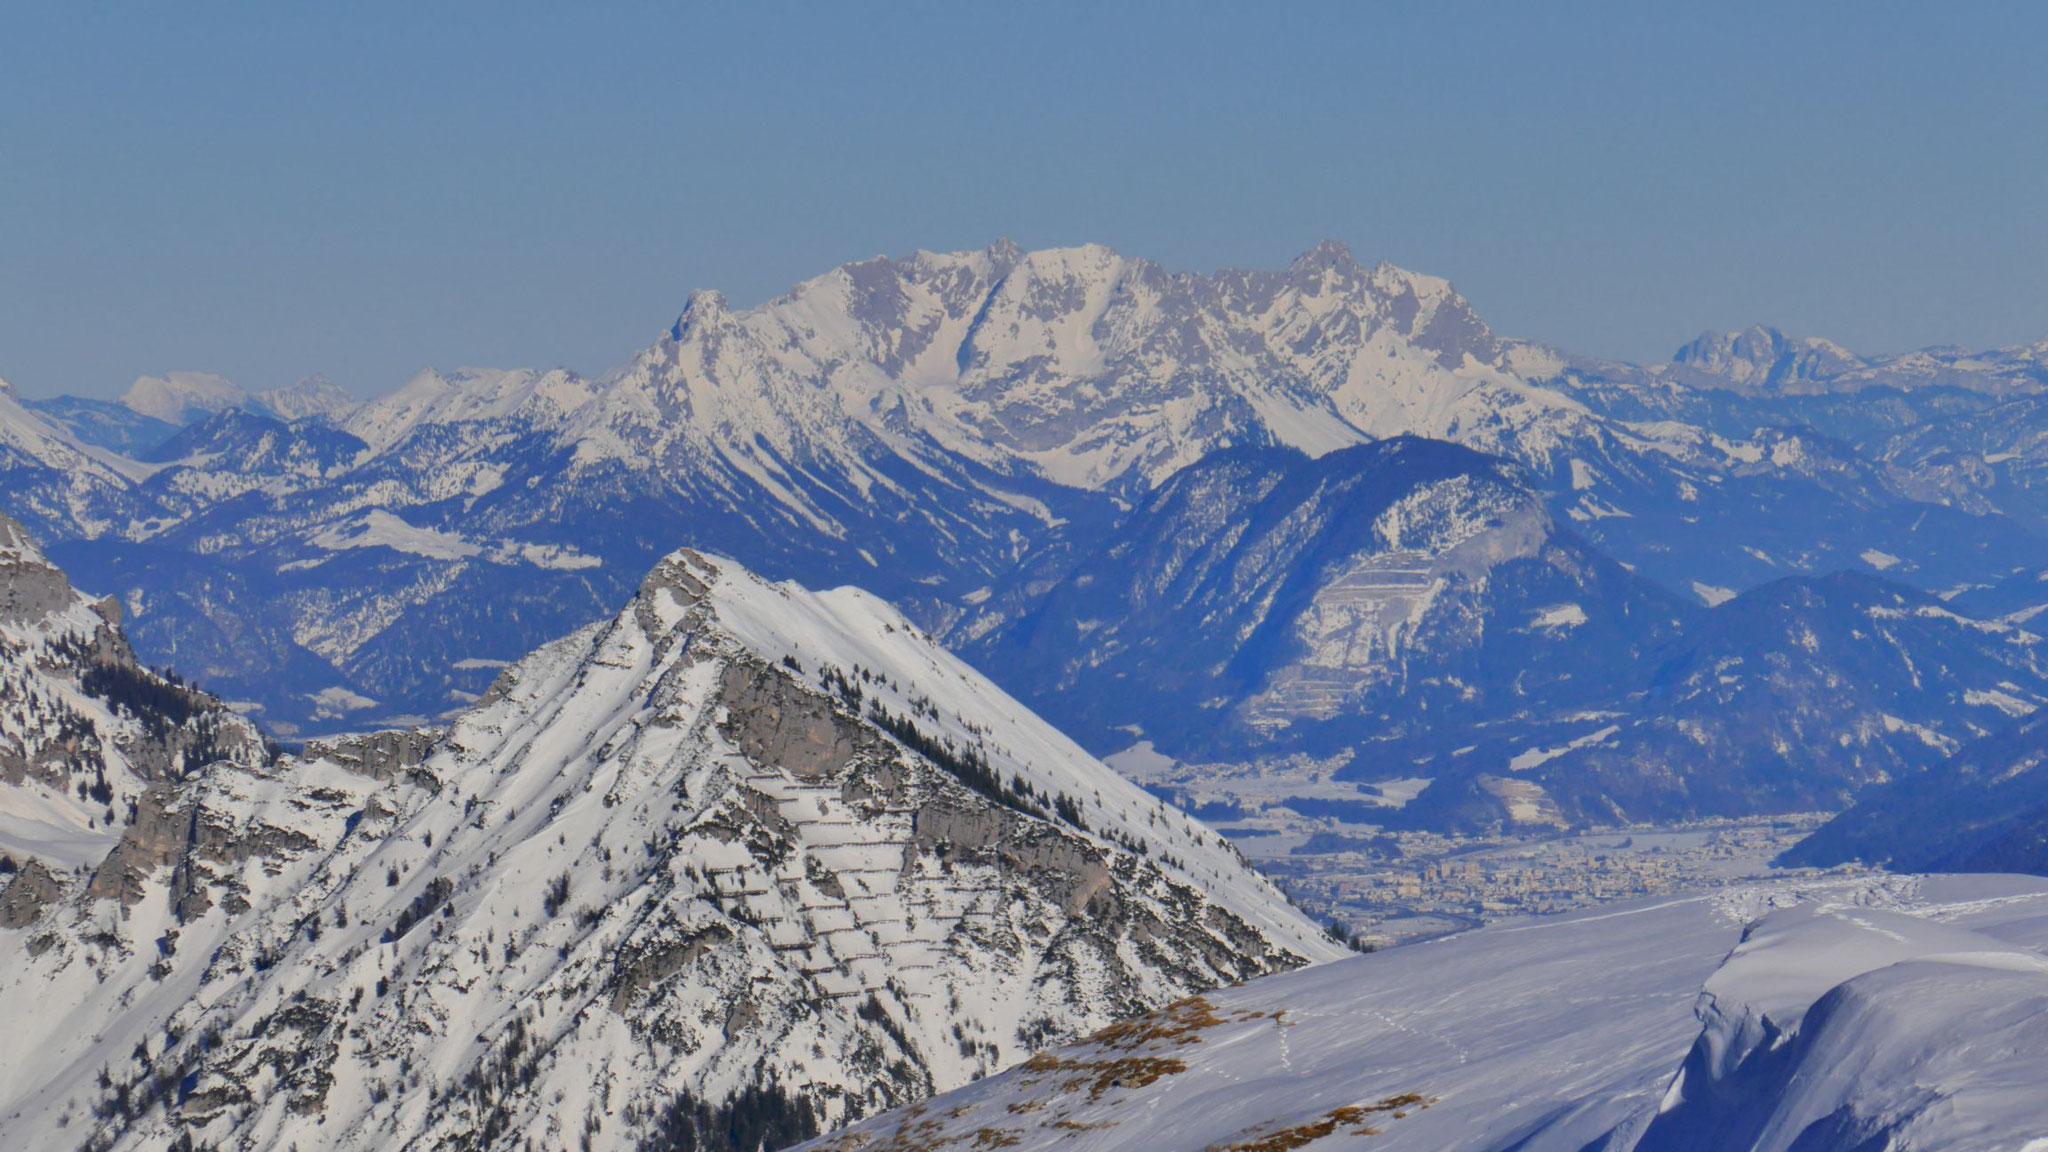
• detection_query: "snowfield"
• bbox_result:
[800,873,2048,1152]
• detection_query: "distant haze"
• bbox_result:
[3,2,2043,398]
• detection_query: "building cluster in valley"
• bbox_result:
[1246,812,1841,947]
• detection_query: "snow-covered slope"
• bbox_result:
[1636,892,2048,1151]
[0,512,268,881]
[0,379,156,540]
[0,548,1335,1151]
[798,873,2048,1152]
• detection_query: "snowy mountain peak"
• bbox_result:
[669,288,734,339]
[1675,324,1793,367]
[342,365,593,450]
[622,546,1343,958]
[1672,326,1867,392]
[1290,236,1359,271]
[0,544,1332,1151]
[610,239,1558,496]
[985,235,1025,264]
[119,370,249,424]
[0,513,268,877]
[255,373,360,422]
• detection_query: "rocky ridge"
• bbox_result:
[0,544,1336,1151]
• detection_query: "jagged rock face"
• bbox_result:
[1669,326,1868,393]
[0,549,1336,1152]
[697,238,1567,495]
[0,513,269,882]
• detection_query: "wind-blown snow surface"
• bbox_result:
[798,874,2048,1152]
[0,550,1335,1151]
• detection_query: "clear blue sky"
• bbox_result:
[4,2,2044,399]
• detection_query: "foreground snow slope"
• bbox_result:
[0,549,1335,1151]
[800,873,2048,1152]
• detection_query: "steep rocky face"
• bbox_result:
[0,513,269,885]
[0,548,1336,1152]
[1666,327,2048,397]
[699,238,1569,496]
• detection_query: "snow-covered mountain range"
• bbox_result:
[0,532,1334,1151]
[6,241,2048,832]
[799,873,2048,1152]
[12,237,2048,1151]
[973,438,2048,829]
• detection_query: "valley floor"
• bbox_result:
[1269,815,1839,947]
[1112,747,1845,946]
